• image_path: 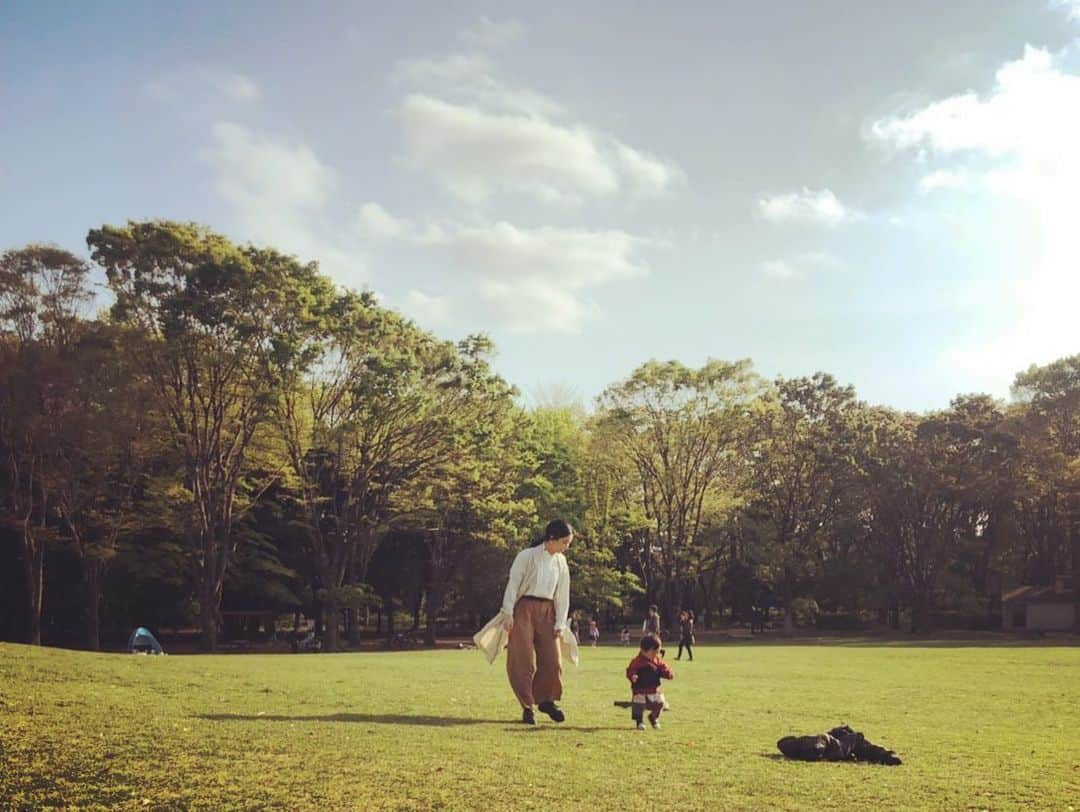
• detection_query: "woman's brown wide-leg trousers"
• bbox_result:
[506,597,563,707]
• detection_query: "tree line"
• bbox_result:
[2,221,1077,650]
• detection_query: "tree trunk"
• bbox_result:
[346,558,361,645]
[781,575,795,636]
[22,531,43,646]
[910,591,933,633]
[424,585,444,646]
[700,588,713,630]
[411,583,423,632]
[323,601,340,652]
[83,558,104,651]
[199,579,219,651]
[1072,520,1079,635]
[383,596,395,642]
[783,608,795,635]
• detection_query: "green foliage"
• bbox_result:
[593,359,762,619]
[2,223,1078,646]
[87,221,341,648]
[744,373,868,630]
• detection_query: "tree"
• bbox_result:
[1013,355,1080,632]
[748,373,866,634]
[50,322,155,649]
[88,221,335,650]
[862,397,1017,632]
[0,245,92,644]
[273,298,493,651]
[398,337,537,645]
[594,359,761,625]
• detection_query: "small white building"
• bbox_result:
[1002,574,1076,632]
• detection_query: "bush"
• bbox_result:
[790,597,819,625]
[815,612,865,631]
[930,611,1001,631]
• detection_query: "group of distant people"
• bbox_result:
[478,518,697,731]
[570,604,696,656]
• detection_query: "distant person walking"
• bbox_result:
[588,618,600,647]
[642,604,661,638]
[500,519,574,725]
[676,610,695,661]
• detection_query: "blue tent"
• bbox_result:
[128,626,164,655]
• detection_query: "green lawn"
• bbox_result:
[1,640,1078,811]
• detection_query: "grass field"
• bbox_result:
[1,639,1078,811]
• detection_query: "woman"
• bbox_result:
[501,519,574,724]
[676,609,695,661]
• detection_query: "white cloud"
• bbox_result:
[757,187,862,226]
[392,34,684,204]
[398,95,616,203]
[397,94,682,204]
[393,54,564,118]
[871,44,1080,376]
[204,122,366,284]
[799,251,843,269]
[420,221,649,284]
[357,203,413,240]
[760,260,804,280]
[393,52,496,88]
[474,279,596,331]
[145,67,261,105]
[759,252,839,281]
[400,289,451,328]
[615,144,686,197]
[208,122,333,210]
[1052,1,1080,22]
[212,72,261,103]
[458,17,526,50]
[919,168,971,193]
[408,221,652,332]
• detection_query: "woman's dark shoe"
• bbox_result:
[537,701,565,722]
[522,707,536,725]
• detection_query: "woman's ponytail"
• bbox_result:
[529,518,573,547]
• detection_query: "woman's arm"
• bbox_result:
[500,549,528,618]
[553,556,570,631]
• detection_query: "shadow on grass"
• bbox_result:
[198,712,507,727]
[506,725,625,733]
[199,713,628,732]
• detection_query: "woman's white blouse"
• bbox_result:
[500,545,571,630]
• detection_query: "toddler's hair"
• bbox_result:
[639,633,662,652]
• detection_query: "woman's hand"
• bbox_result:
[553,627,563,638]
[502,615,514,632]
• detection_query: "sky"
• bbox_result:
[2,0,1079,412]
